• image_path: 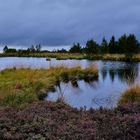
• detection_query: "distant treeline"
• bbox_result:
[3,44,44,54]
[69,34,140,54]
[2,34,140,54]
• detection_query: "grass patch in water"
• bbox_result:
[0,64,98,107]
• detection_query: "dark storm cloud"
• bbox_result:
[0,0,140,45]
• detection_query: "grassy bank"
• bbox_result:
[1,52,140,61]
[0,64,98,107]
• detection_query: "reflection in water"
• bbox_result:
[0,57,140,109]
[46,78,121,109]
[101,70,107,81]
[92,95,118,108]
[47,61,140,109]
[54,78,99,102]
[71,80,79,88]
[101,62,139,84]
[109,69,115,82]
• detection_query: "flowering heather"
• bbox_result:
[0,101,140,140]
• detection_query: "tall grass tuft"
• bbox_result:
[118,85,140,105]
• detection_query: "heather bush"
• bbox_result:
[0,101,140,139]
[0,101,96,139]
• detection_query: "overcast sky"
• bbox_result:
[0,0,140,46]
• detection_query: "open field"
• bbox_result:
[1,52,140,61]
[0,64,98,107]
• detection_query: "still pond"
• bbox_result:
[0,57,139,109]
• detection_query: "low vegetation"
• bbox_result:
[52,53,140,61]
[119,85,140,105]
[0,101,140,139]
[0,64,98,107]
[0,64,140,139]
[1,52,140,62]
[0,48,140,139]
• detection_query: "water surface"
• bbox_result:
[0,57,140,109]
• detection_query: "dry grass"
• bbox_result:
[0,64,98,107]
[1,52,140,61]
[103,54,126,60]
[118,85,140,105]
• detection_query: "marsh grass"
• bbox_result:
[0,64,98,107]
[118,85,140,105]
[54,53,140,61]
[1,52,140,61]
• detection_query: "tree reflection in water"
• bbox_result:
[47,61,140,109]
[55,78,99,102]
[101,62,139,84]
